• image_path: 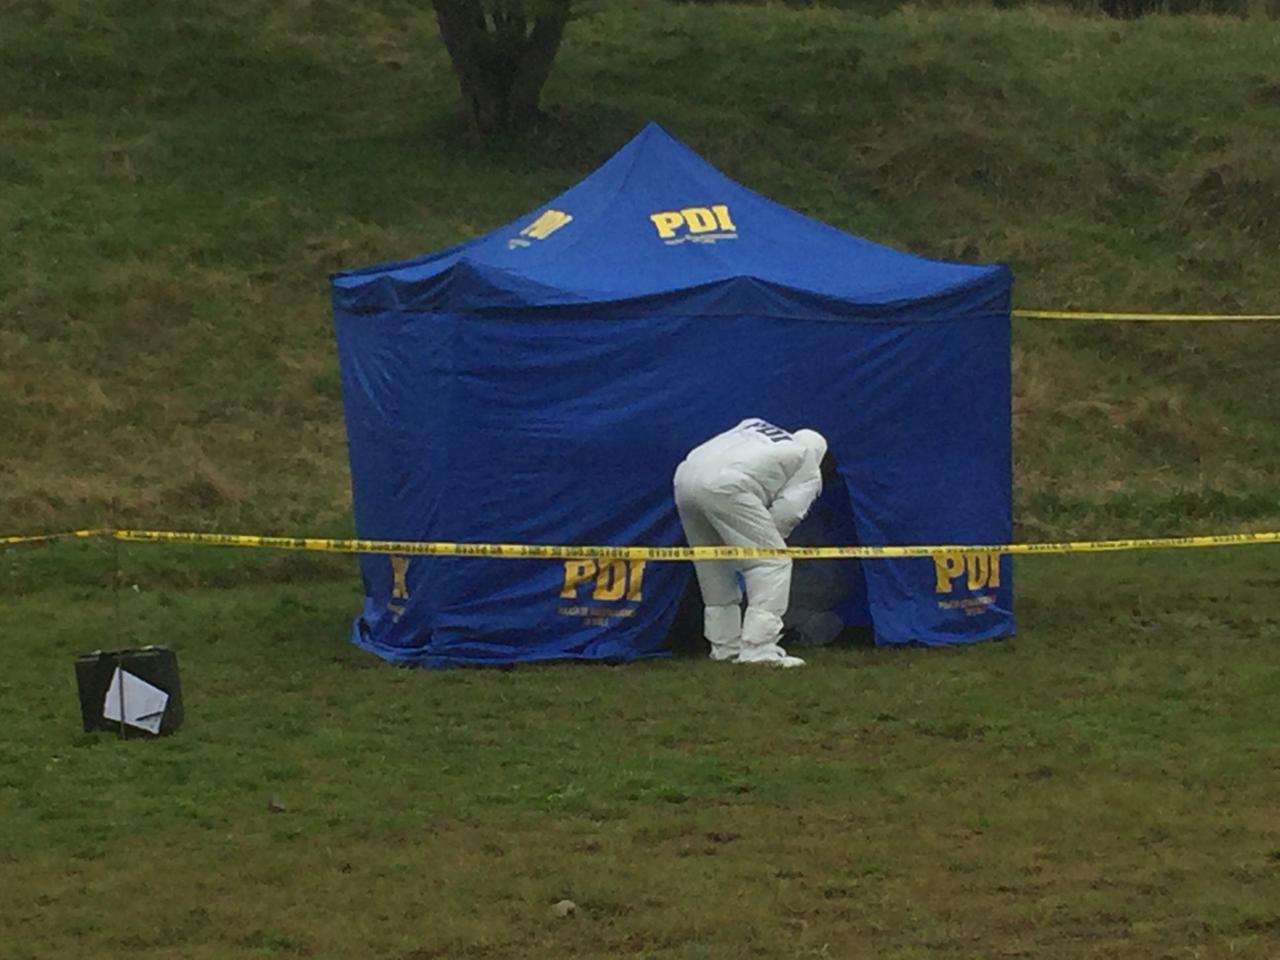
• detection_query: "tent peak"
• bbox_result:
[636,120,676,140]
[618,121,701,160]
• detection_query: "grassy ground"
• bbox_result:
[2,3,1278,957]
[2,541,1278,958]
[1,0,1277,537]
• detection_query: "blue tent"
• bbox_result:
[332,123,1014,668]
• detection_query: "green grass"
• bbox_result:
[2,3,1279,956]
[1,0,1277,536]
[2,542,1278,958]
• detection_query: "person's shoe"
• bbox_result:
[708,641,741,663]
[736,644,805,668]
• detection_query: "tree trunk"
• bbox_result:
[432,0,570,135]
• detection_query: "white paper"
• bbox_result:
[102,668,170,735]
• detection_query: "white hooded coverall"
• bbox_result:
[673,419,828,665]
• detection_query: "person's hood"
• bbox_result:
[792,429,827,463]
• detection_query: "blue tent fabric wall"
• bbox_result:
[332,123,1015,668]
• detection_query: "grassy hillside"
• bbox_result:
[1,0,1278,540]
[3,8,1278,958]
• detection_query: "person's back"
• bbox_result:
[679,418,812,505]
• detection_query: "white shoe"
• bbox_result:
[708,642,741,663]
[736,645,805,668]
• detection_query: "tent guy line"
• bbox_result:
[5,528,1278,558]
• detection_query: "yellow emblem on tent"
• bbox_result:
[558,559,648,625]
[509,209,573,248]
[560,559,647,602]
[649,204,737,245]
[387,555,411,619]
[933,551,1002,594]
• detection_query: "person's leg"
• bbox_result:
[699,489,804,668]
[675,482,743,661]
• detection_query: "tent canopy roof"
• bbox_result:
[333,123,1010,320]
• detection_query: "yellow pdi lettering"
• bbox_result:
[711,204,736,231]
[966,552,1001,590]
[626,560,646,602]
[935,551,1002,594]
[521,209,573,240]
[650,204,736,239]
[391,556,411,600]
[649,211,685,239]
[934,552,965,594]
[561,559,646,602]
[681,207,719,234]
[561,560,597,598]
[592,560,628,601]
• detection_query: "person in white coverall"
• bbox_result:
[673,419,828,668]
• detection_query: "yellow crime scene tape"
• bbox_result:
[0,529,111,548]
[4,528,1278,560]
[1013,309,1280,322]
